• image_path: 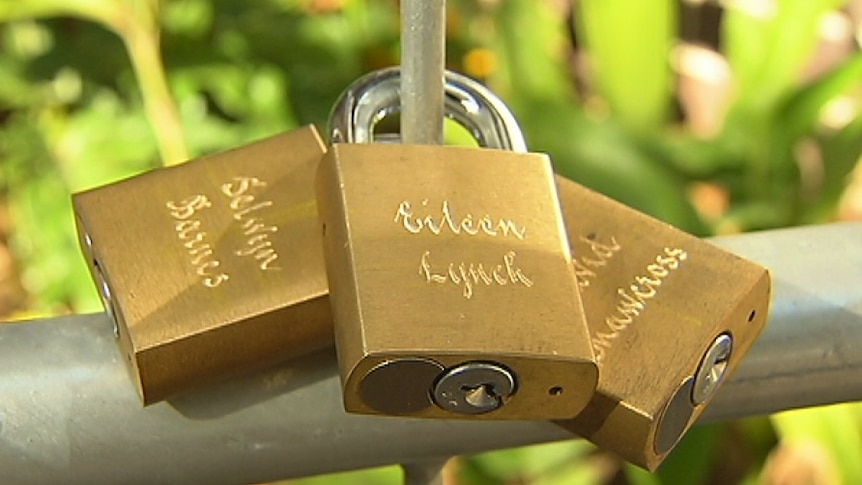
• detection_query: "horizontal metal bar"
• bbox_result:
[0,222,860,484]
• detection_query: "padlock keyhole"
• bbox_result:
[462,383,498,409]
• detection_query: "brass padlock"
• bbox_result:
[554,182,771,470]
[73,126,333,404]
[318,68,597,419]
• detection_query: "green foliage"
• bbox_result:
[458,440,599,485]
[771,403,862,483]
[0,0,860,483]
[288,464,402,485]
[575,0,676,132]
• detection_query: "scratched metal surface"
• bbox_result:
[0,222,861,484]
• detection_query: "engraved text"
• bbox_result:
[166,195,229,288]
[221,176,280,271]
[394,200,526,240]
[573,234,621,289]
[419,250,533,299]
[592,247,688,363]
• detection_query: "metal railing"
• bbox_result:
[1,221,860,484]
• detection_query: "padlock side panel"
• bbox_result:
[315,145,369,390]
[318,143,597,419]
[73,125,335,403]
[135,295,333,404]
[553,177,771,469]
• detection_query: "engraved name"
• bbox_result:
[166,195,229,288]
[221,176,280,271]
[394,200,526,239]
[419,250,533,299]
[592,247,688,363]
[573,234,621,289]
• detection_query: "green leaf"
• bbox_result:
[777,54,862,142]
[802,111,862,222]
[724,0,846,110]
[771,403,862,484]
[516,100,707,234]
[0,0,127,34]
[651,424,724,485]
[491,0,575,103]
[471,440,595,481]
[574,0,676,132]
[286,464,402,485]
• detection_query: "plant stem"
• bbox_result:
[18,0,190,166]
[118,1,188,166]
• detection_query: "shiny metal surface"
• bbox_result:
[322,68,595,420]
[400,0,445,144]
[653,378,695,455]
[432,362,517,414]
[704,222,862,421]
[0,223,860,484]
[553,180,771,470]
[73,126,334,404]
[317,143,596,420]
[329,67,527,152]
[691,333,733,405]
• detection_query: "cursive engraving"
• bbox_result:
[394,200,526,240]
[167,194,211,220]
[221,176,280,271]
[166,195,229,288]
[419,250,533,299]
[573,234,621,289]
[592,247,688,363]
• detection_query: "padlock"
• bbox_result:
[73,126,333,404]
[553,182,771,470]
[328,68,770,461]
[318,67,598,419]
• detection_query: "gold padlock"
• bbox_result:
[554,181,771,470]
[318,68,597,420]
[73,126,333,404]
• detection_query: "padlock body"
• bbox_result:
[316,143,597,419]
[553,179,771,470]
[73,126,332,404]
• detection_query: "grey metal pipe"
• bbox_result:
[1,222,861,484]
[400,0,445,144]
[703,222,862,421]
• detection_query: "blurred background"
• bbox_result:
[0,0,861,483]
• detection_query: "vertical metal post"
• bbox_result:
[399,2,448,482]
[400,0,446,144]
[402,459,448,485]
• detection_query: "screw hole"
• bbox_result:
[321,223,327,236]
[748,310,756,322]
[548,386,563,396]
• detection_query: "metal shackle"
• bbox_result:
[328,66,527,152]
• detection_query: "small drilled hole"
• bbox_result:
[748,310,756,322]
[548,386,563,396]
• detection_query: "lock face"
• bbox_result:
[73,126,333,405]
[316,142,597,419]
[553,179,771,470]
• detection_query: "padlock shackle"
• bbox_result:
[329,67,528,153]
